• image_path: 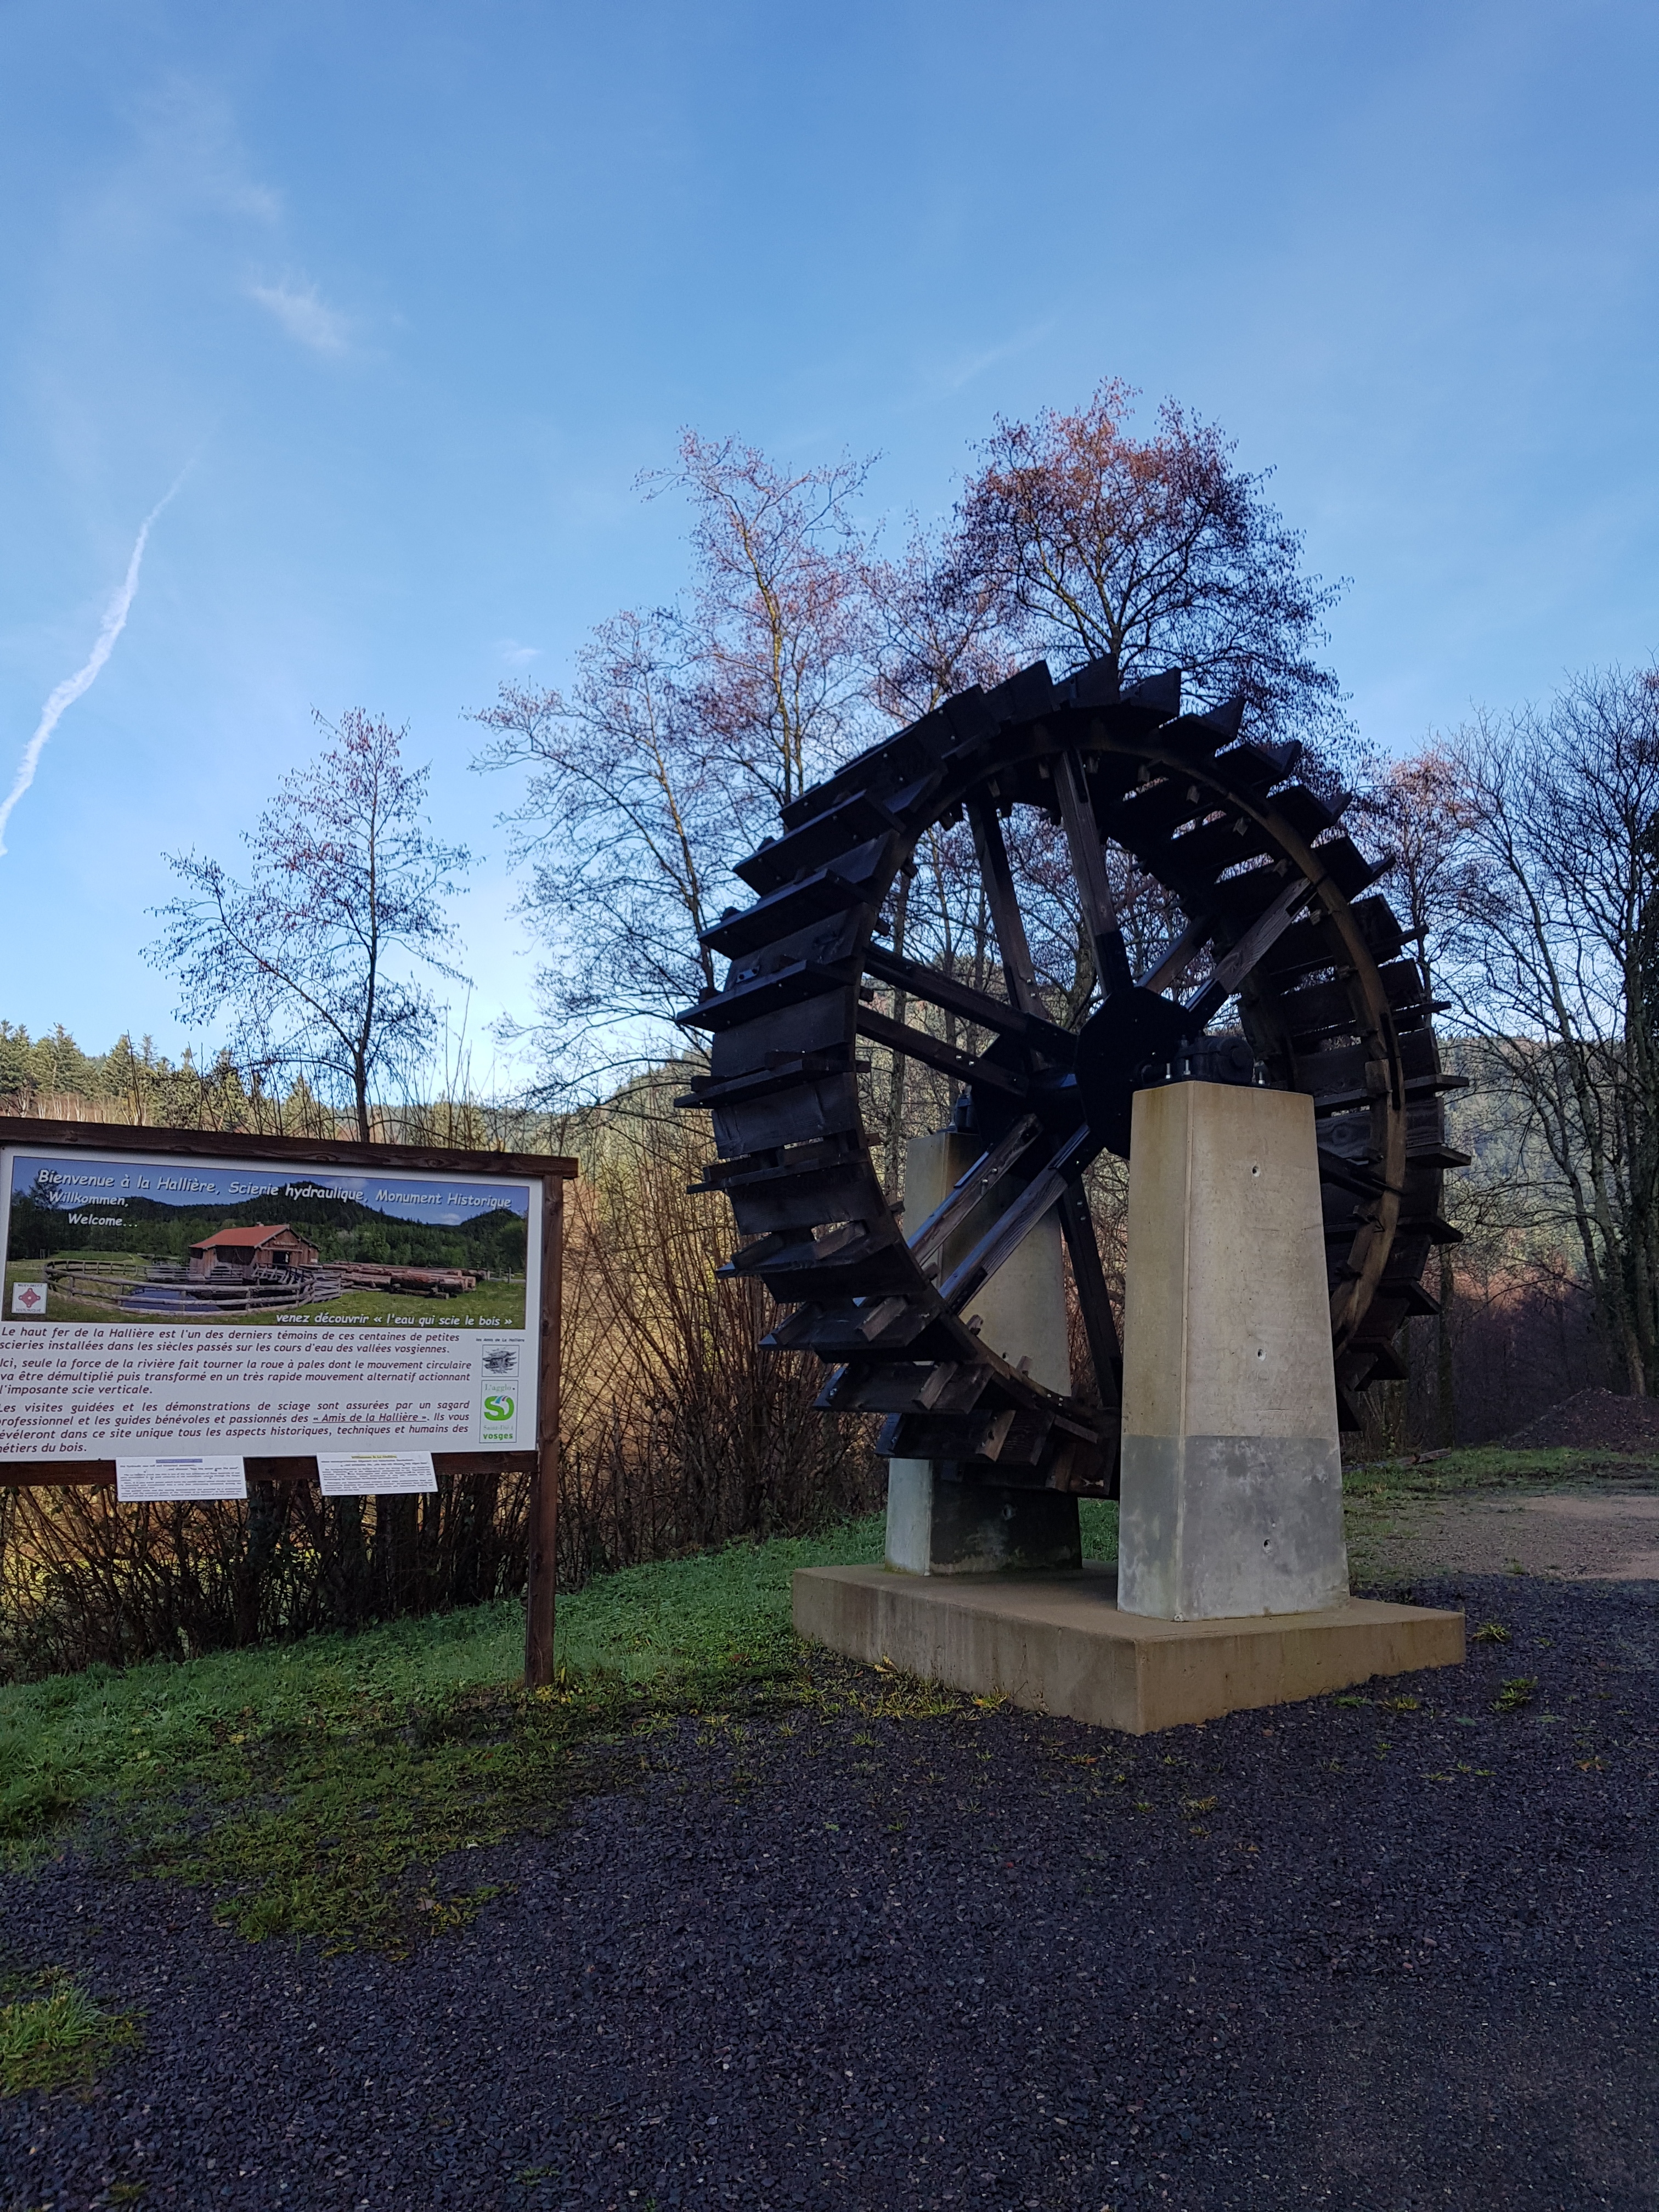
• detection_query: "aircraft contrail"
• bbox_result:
[0,471,189,856]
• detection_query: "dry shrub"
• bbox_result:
[554,1110,879,1584]
[0,1474,530,1679]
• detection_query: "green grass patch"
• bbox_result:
[1344,1446,1657,1499]
[4,1257,527,1330]
[0,1976,140,2096]
[0,1502,1120,1954]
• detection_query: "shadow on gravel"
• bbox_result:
[2,1573,1654,2211]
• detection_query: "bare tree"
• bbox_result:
[149,711,471,1142]
[664,430,877,815]
[480,396,1347,1118]
[1352,743,1491,1438]
[955,379,1350,753]
[472,612,726,1097]
[1447,668,1659,1393]
[475,436,879,1101]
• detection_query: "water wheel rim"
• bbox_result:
[678,658,1455,1489]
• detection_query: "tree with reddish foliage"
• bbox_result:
[953,379,1349,753]
[149,712,472,1142]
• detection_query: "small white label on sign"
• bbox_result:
[115,1455,247,1502]
[317,1451,438,1496]
[10,1282,46,1315]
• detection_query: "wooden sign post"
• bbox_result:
[524,1171,566,1690]
[0,1118,577,1688]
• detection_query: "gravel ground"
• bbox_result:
[3,1573,1656,2212]
[1353,1491,1659,1583]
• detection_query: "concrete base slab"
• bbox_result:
[794,1564,1464,1734]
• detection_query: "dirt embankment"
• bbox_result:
[1502,1386,1659,1453]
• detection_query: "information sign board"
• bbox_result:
[0,1144,540,1460]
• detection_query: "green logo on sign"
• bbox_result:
[483,1394,516,1424]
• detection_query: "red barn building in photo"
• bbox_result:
[187,1224,320,1278]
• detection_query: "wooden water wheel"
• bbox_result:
[677,658,1464,1497]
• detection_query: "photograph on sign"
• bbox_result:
[317,1451,438,1496]
[0,1146,540,1462]
[115,1455,248,1502]
[1,1150,529,1329]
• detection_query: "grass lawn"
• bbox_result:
[3,1258,527,1329]
[4,1453,1636,1964]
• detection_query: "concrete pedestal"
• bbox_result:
[794,1564,1464,1734]
[1118,1081,1350,1621]
[884,1126,1079,1576]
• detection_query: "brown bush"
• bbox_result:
[554,1111,880,1583]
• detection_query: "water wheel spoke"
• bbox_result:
[904,1113,1048,1277]
[1182,875,1317,1028]
[852,1005,1029,1096]
[1054,748,1135,998]
[1058,1180,1122,1415]
[939,1125,1094,1316]
[861,944,1077,1063]
[966,797,1044,1017]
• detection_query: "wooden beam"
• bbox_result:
[966,799,1043,1015]
[861,947,1077,1063]
[904,1114,1045,1278]
[1058,1182,1122,1413]
[1181,877,1314,1028]
[854,1006,1027,1097]
[0,1114,577,1181]
[939,1125,1095,1314]
[1054,751,1133,997]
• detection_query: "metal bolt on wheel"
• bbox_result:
[678,658,1464,1497]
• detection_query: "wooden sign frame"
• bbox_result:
[0,1118,577,1688]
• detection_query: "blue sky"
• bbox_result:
[2,1,1656,1072]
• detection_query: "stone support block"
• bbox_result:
[884,1126,1077,1576]
[1118,1081,1348,1621]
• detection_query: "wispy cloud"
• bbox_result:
[921,320,1057,399]
[496,639,543,668]
[248,278,351,356]
[0,473,188,856]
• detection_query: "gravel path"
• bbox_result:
[1355,1489,1659,1582]
[3,1573,1656,2212]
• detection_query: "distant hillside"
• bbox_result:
[7,1180,526,1274]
